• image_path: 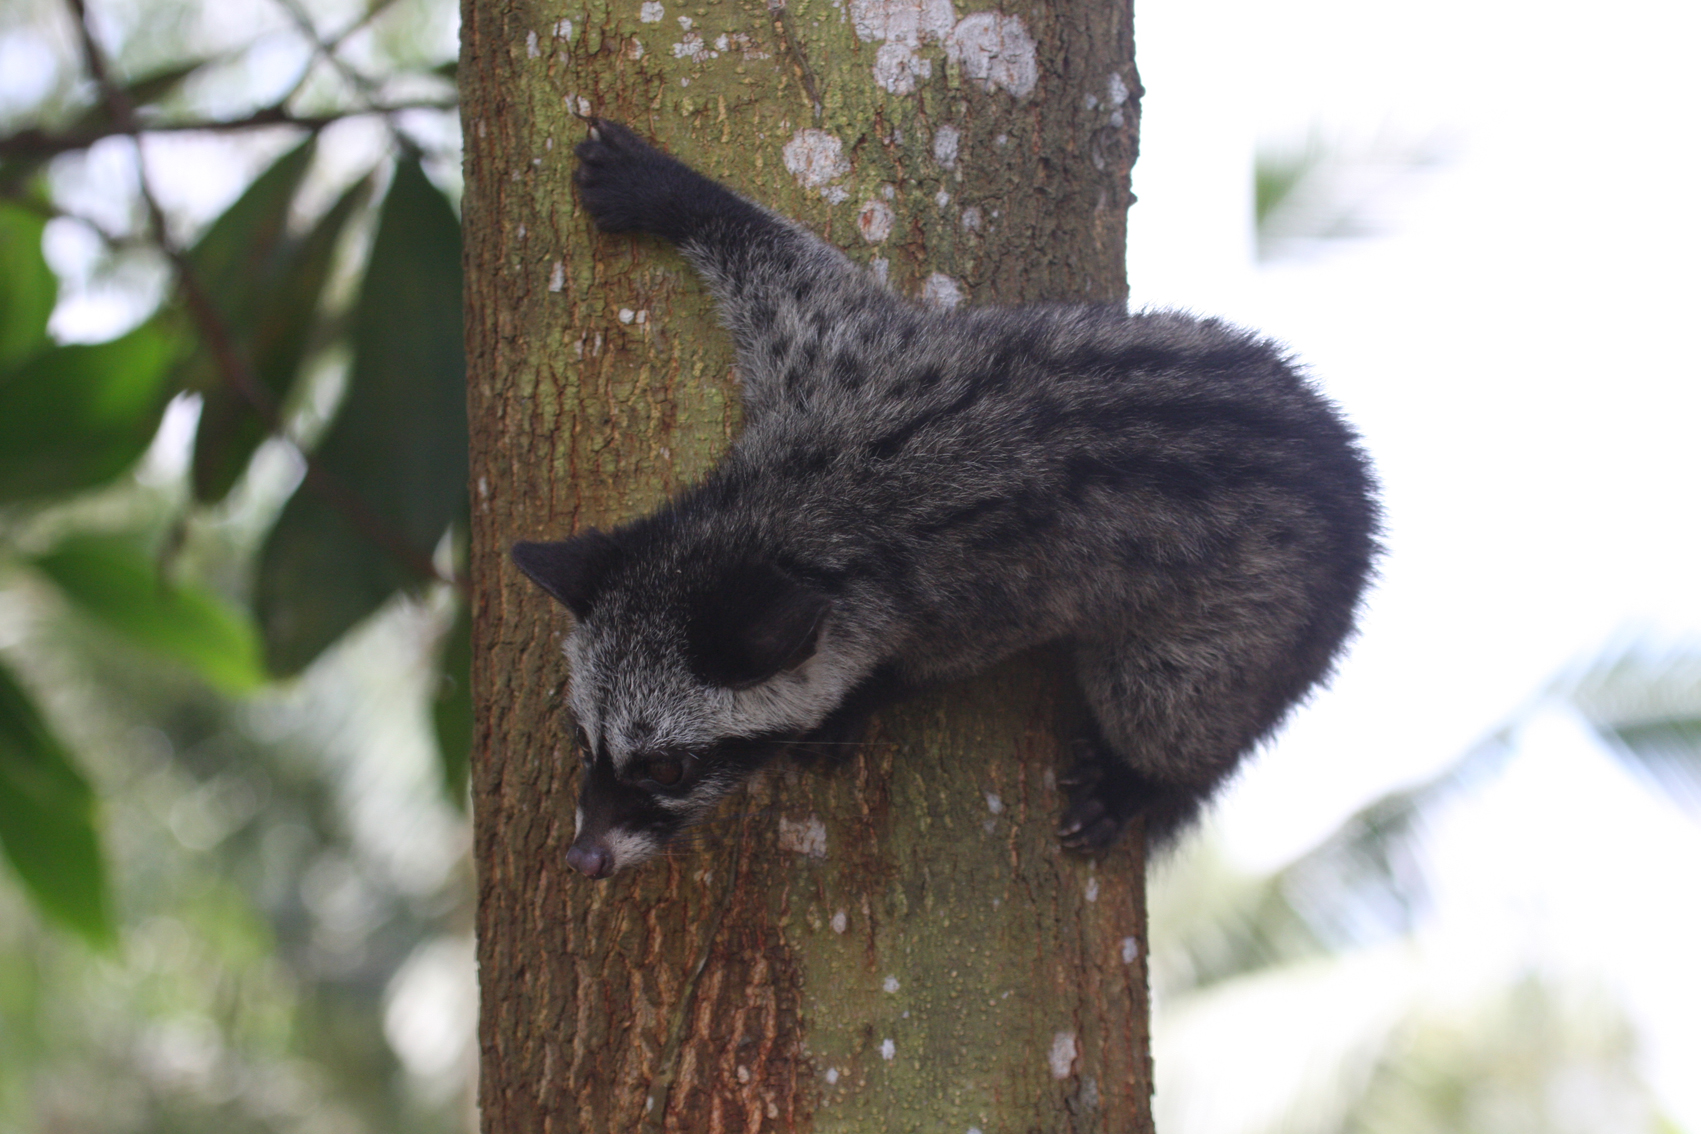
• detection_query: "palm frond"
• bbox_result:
[1159,636,1701,997]
[1155,727,1516,998]
[1562,643,1701,815]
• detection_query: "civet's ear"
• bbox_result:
[685,562,831,688]
[511,530,623,619]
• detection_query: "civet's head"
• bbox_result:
[511,528,840,877]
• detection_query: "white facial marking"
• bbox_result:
[723,628,866,737]
[653,788,706,816]
[604,828,662,872]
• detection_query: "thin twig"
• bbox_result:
[270,0,423,155]
[273,0,383,101]
[276,0,410,105]
[63,0,460,594]
[0,100,458,161]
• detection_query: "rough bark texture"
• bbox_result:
[460,0,1150,1128]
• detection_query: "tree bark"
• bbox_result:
[460,0,1149,1128]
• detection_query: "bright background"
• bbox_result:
[0,0,1697,1128]
[1126,0,1701,1128]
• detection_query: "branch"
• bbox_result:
[275,0,409,105]
[269,0,426,156]
[0,100,458,161]
[273,0,384,101]
[63,0,460,595]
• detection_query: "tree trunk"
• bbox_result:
[460,0,1149,1128]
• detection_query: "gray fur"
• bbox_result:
[514,121,1379,877]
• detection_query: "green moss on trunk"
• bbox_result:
[460,0,1150,1127]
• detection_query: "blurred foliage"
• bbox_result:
[256,156,466,676]
[0,658,112,946]
[4,0,1696,1128]
[1340,978,1664,1134]
[1253,131,1448,261]
[430,598,471,807]
[0,0,471,1126]
[1155,643,1701,1004]
[0,202,58,366]
[183,139,372,504]
[1569,646,1701,815]
[0,604,474,1132]
[0,312,185,501]
[32,533,267,694]
[1150,642,1701,1134]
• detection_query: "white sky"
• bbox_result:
[1126,0,1701,1125]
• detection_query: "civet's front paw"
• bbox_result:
[574,118,702,237]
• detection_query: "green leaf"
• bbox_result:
[188,137,315,296]
[192,174,374,502]
[256,158,466,675]
[433,598,472,807]
[254,486,414,676]
[172,137,316,399]
[33,535,267,695]
[339,158,467,549]
[0,201,57,370]
[0,659,113,947]
[0,319,183,501]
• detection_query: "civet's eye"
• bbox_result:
[645,756,685,787]
[574,725,593,759]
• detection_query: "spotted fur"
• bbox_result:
[513,120,1379,878]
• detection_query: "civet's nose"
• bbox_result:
[566,842,614,879]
